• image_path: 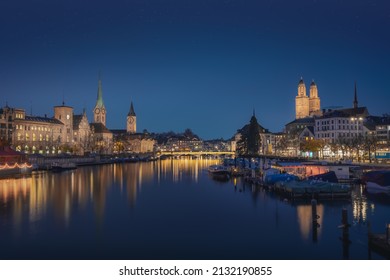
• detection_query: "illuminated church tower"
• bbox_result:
[93,75,106,126]
[309,80,321,115]
[126,101,136,134]
[295,78,310,119]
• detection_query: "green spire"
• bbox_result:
[95,74,105,109]
[128,101,136,116]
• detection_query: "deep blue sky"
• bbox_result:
[1,0,389,139]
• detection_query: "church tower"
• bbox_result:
[126,101,136,134]
[54,102,74,144]
[309,80,320,115]
[295,78,310,119]
[93,75,106,126]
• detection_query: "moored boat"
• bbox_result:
[274,180,351,198]
[208,165,230,180]
[362,170,390,194]
[0,162,33,177]
[51,162,77,172]
[0,146,33,177]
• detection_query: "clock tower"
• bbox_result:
[93,76,106,126]
[127,101,136,134]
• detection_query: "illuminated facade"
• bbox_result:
[314,85,370,144]
[54,104,74,144]
[73,110,92,155]
[309,81,321,115]
[126,134,155,153]
[295,78,321,119]
[0,105,72,154]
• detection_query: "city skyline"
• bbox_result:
[1,0,390,139]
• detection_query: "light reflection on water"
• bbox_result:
[0,159,219,228]
[0,158,389,260]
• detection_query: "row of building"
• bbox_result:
[237,78,390,159]
[0,77,154,155]
[1,77,389,160]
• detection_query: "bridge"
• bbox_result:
[158,151,235,156]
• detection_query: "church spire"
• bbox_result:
[128,101,136,116]
[95,73,105,109]
[93,72,106,126]
[353,81,358,109]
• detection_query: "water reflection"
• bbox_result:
[1,159,389,260]
[352,185,369,224]
[0,158,219,228]
[296,204,324,241]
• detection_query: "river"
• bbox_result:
[0,158,389,259]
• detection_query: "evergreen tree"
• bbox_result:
[237,114,261,156]
[247,115,261,155]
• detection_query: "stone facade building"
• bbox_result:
[73,110,91,155]
[295,78,321,119]
[314,85,369,144]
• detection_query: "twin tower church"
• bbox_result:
[295,78,321,119]
[93,76,137,134]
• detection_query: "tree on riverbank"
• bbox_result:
[236,113,263,156]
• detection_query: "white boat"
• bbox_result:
[362,170,390,194]
[366,182,390,194]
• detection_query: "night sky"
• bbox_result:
[1,0,389,139]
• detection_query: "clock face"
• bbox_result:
[66,114,70,120]
[128,117,134,124]
[102,109,105,114]
[95,108,100,114]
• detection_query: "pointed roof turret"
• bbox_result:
[95,74,105,109]
[353,81,358,109]
[128,101,136,116]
